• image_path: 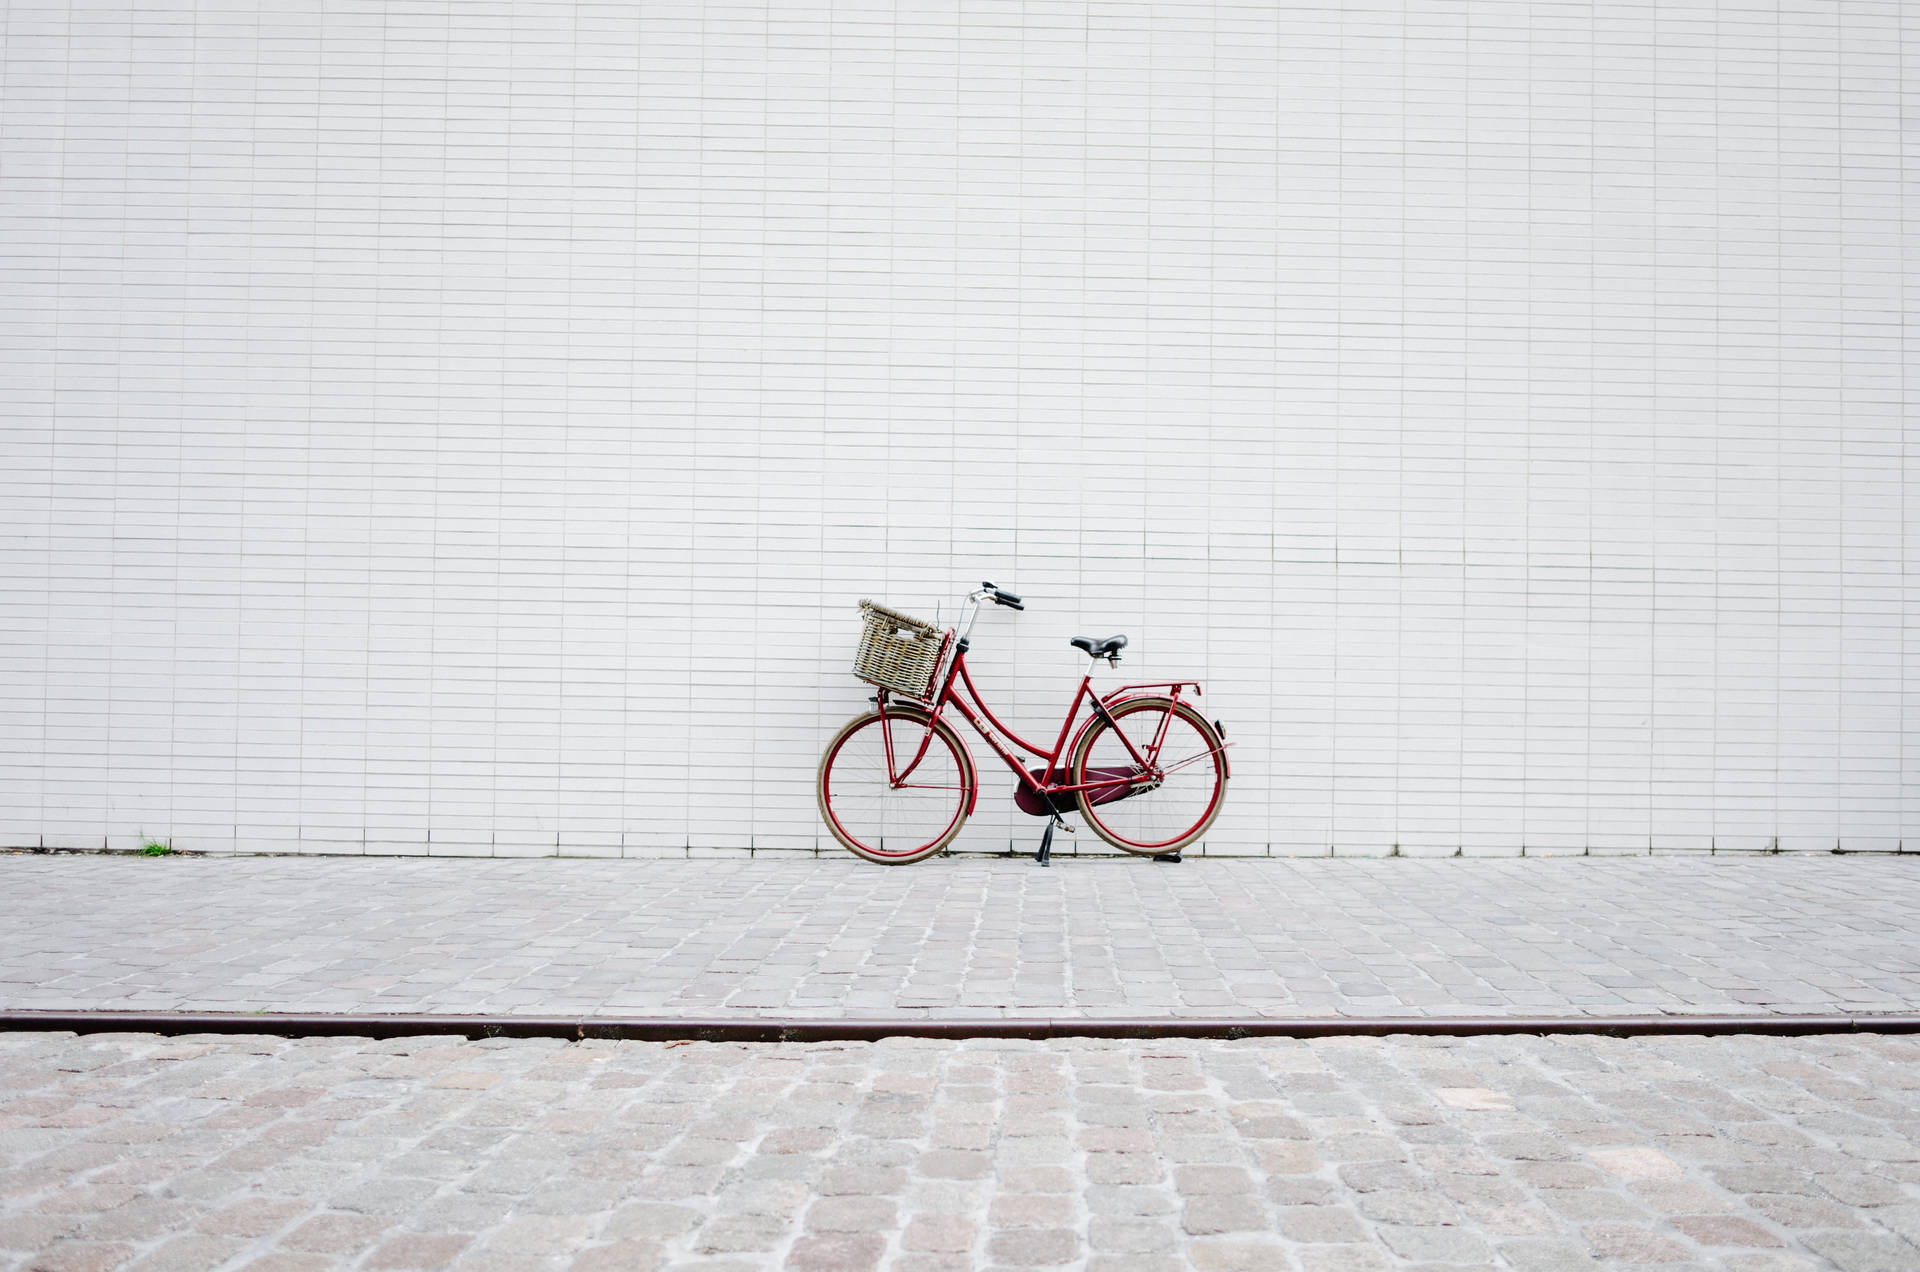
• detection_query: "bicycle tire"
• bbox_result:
[817,707,975,864]
[1071,697,1227,855]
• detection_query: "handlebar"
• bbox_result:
[956,581,1023,646]
[978,580,1023,610]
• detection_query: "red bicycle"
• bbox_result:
[818,582,1230,865]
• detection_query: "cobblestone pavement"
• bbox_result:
[3,1029,1917,1271]
[5,856,1918,1020]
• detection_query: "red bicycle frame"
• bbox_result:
[874,631,1213,814]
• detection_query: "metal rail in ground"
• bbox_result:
[4,1011,1917,1042]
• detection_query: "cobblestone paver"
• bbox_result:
[2,1029,1916,1271]
[5,856,1918,1019]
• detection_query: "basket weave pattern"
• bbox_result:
[852,600,942,698]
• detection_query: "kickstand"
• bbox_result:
[1036,814,1065,867]
[1153,850,1183,864]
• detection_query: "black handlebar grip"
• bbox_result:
[996,590,1024,610]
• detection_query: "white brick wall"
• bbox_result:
[1,2,1913,857]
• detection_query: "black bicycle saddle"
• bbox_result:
[1069,634,1128,659]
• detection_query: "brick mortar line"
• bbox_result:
[4,1010,1918,1041]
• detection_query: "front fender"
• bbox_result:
[871,702,982,815]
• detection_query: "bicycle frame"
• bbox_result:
[874,631,1209,815]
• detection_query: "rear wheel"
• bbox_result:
[817,708,975,864]
[1071,697,1227,855]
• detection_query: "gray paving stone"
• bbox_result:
[1798,1229,1920,1271]
[6,995,1920,1266]
[5,856,1920,1020]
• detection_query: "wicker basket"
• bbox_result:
[852,600,943,698]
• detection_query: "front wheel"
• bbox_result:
[818,708,976,864]
[1072,697,1227,855]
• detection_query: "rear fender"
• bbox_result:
[1073,691,1230,779]
[1064,690,1136,762]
